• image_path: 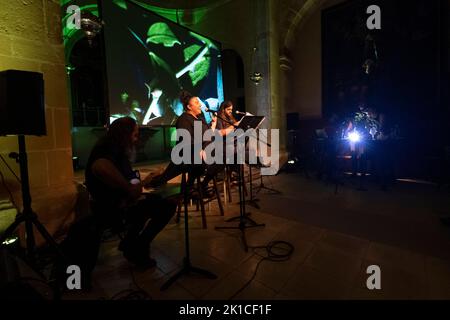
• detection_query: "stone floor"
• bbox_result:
[62,166,450,300]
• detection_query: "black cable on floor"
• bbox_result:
[110,288,149,300]
[108,263,152,300]
[228,240,294,300]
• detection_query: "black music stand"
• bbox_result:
[160,170,217,291]
[245,164,260,209]
[247,129,281,205]
[236,116,265,209]
[215,116,266,252]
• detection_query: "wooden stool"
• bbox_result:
[175,175,224,229]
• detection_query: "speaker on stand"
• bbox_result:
[0,70,47,136]
[0,70,66,298]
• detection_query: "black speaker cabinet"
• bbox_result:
[0,70,46,136]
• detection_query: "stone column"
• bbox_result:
[279,52,293,153]
[249,0,286,164]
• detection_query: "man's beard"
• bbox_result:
[127,145,137,163]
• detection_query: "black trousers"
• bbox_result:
[119,194,177,252]
[59,194,176,284]
[158,161,224,189]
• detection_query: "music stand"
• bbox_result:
[160,170,217,291]
[215,116,266,252]
[235,115,265,132]
[250,129,281,196]
[245,164,260,209]
[235,116,266,209]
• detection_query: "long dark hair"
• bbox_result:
[218,101,237,125]
[107,117,137,153]
[179,90,194,111]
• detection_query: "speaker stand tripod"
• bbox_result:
[215,163,265,252]
[0,135,66,296]
[160,171,217,291]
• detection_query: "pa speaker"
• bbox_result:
[0,70,46,136]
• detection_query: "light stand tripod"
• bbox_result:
[160,170,217,291]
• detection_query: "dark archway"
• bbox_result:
[221,49,245,112]
[69,38,106,127]
[68,37,108,169]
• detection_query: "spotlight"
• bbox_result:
[348,130,361,143]
[288,160,295,164]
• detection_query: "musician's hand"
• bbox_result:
[128,181,142,202]
[142,169,165,187]
[210,116,217,130]
[225,126,234,136]
[200,149,207,162]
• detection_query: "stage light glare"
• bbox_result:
[288,160,295,164]
[2,237,18,246]
[348,131,361,143]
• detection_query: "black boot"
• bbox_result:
[118,238,156,269]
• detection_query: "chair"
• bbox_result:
[175,174,224,229]
[219,165,248,205]
[221,166,233,204]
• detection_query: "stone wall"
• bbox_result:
[288,0,350,119]
[0,0,76,243]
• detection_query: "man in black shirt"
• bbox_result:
[85,117,176,269]
[147,91,224,195]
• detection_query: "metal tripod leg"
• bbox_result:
[215,164,265,252]
[160,257,217,291]
[161,171,217,291]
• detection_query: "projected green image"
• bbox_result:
[102,0,224,126]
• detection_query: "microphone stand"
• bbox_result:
[230,113,279,201]
[210,112,260,208]
[160,171,217,291]
[213,112,265,252]
[252,130,281,196]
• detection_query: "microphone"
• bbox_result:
[235,111,253,116]
[204,107,217,115]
